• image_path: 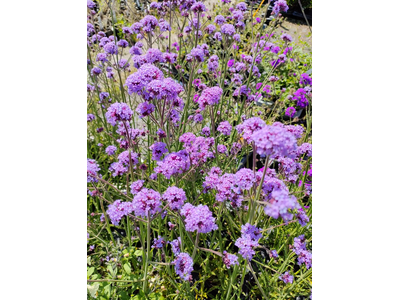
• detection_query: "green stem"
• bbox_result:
[143,211,151,293]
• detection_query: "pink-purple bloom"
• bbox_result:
[163,186,187,210]
[132,188,162,218]
[180,203,218,233]
[173,252,193,281]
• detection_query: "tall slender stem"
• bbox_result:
[143,211,151,293]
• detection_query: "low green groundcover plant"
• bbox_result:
[87,0,312,299]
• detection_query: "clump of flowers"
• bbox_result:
[180,203,218,233]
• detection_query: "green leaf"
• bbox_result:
[87,283,99,298]
[87,267,95,277]
[134,250,143,256]
[103,284,111,298]
[123,263,131,275]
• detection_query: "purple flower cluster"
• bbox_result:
[106,103,133,126]
[198,86,223,111]
[296,209,310,227]
[285,107,296,118]
[173,252,193,281]
[152,236,166,249]
[272,0,289,15]
[235,223,262,260]
[130,180,144,195]
[293,235,312,269]
[180,133,215,166]
[217,121,232,136]
[223,251,239,269]
[279,271,294,284]
[236,117,266,143]
[170,237,181,256]
[180,203,218,233]
[87,114,95,122]
[154,150,190,179]
[208,55,219,72]
[264,185,299,221]
[87,159,101,183]
[106,200,133,225]
[297,143,312,158]
[251,124,297,158]
[125,63,164,96]
[162,186,187,210]
[221,24,235,36]
[300,73,312,86]
[292,88,309,108]
[278,157,302,183]
[105,145,117,156]
[132,188,162,217]
[150,142,168,161]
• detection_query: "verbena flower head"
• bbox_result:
[292,88,309,108]
[105,145,117,156]
[236,2,247,11]
[281,33,293,42]
[152,236,166,249]
[264,189,300,222]
[198,86,223,110]
[132,188,162,217]
[141,15,158,32]
[170,237,181,256]
[191,1,206,13]
[296,143,312,158]
[205,24,216,33]
[251,124,297,158]
[279,271,294,284]
[126,63,164,95]
[154,150,190,179]
[293,235,312,269]
[285,107,296,118]
[87,114,95,122]
[223,251,239,269]
[130,180,144,195]
[150,142,168,161]
[163,186,187,210]
[284,124,304,139]
[106,103,133,126]
[106,200,134,225]
[278,157,302,183]
[300,73,312,86]
[272,0,289,15]
[236,117,266,143]
[270,250,279,259]
[234,168,256,192]
[214,15,226,25]
[136,102,155,118]
[180,203,218,233]
[158,20,171,31]
[87,0,96,9]
[193,113,203,123]
[296,210,310,227]
[241,223,262,241]
[87,158,100,182]
[217,121,232,136]
[173,252,193,281]
[118,150,139,166]
[104,42,118,55]
[235,223,262,260]
[221,24,235,36]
